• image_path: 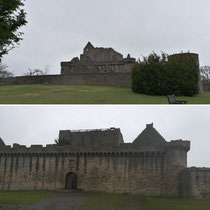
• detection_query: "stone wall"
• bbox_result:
[0,125,192,197]
[0,151,166,195]
[0,145,189,196]
[0,73,131,88]
[202,81,210,91]
[61,61,134,75]
[165,148,188,196]
[83,42,123,63]
[179,167,210,200]
[59,128,124,148]
[168,53,199,66]
[61,42,136,75]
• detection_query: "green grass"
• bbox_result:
[0,84,209,104]
[80,192,143,210]
[0,191,209,209]
[80,193,210,210]
[143,196,210,210]
[0,191,55,205]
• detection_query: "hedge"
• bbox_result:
[132,52,199,96]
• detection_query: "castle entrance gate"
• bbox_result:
[65,172,77,190]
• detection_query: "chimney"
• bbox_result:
[146,123,153,129]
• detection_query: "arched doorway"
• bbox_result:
[65,172,77,190]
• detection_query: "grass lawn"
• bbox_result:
[80,192,143,210]
[143,196,210,210]
[0,191,209,210]
[0,191,55,205]
[80,193,210,210]
[0,84,209,104]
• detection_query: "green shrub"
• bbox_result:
[132,52,199,96]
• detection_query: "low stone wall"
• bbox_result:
[0,73,131,88]
[179,167,210,200]
[202,81,210,92]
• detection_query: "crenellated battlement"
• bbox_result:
[0,141,168,156]
[186,167,210,172]
[0,140,189,154]
[0,124,195,197]
[166,140,190,151]
[0,125,190,155]
[0,151,165,157]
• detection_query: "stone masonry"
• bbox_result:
[0,42,136,87]
[179,167,210,200]
[0,124,209,199]
[61,42,136,75]
[0,42,202,92]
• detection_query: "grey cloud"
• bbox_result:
[1,0,210,75]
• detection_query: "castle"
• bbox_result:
[0,42,135,87]
[61,42,136,75]
[0,42,204,92]
[0,124,209,200]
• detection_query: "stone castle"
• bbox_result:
[0,42,135,87]
[0,124,209,200]
[0,42,205,92]
[61,42,136,75]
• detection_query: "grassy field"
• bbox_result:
[143,196,210,210]
[0,191,209,210]
[80,192,143,209]
[0,84,209,104]
[0,191,55,205]
[80,193,210,210]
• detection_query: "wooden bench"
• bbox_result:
[167,95,188,104]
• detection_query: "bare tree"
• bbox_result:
[24,68,44,76]
[200,66,210,81]
[0,64,14,78]
[24,65,50,76]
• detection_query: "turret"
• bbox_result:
[166,140,190,169]
[164,140,191,196]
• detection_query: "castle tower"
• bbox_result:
[133,123,191,196]
[164,140,190,196]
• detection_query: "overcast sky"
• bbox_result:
[2,0,210,76]
[0,106,209,168]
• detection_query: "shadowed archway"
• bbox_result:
[65,172,77,190]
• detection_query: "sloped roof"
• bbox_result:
[0,137,5,147]
[84,42,94,49]
[133,123,166,145]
